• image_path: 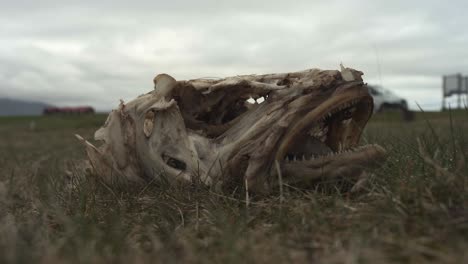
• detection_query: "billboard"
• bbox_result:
[443,74,465,96]
[442,74,468,109]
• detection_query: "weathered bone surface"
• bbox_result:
[76,65,386,192]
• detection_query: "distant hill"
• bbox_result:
[0,98,52,116]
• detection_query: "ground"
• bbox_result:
[0,110,467,263]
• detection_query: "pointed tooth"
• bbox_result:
[302,155,306,161]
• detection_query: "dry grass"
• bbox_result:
[0,110,467,263]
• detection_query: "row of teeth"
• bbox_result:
[319,100,359,121]
[307,100,360,141]
[284,150,355,162]
[283,145,374,163]
[283,99,365,163]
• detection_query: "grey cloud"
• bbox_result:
[1,0,467,111]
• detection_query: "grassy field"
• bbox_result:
[0,110,467,263]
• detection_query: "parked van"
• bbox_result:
[367,85,413,121]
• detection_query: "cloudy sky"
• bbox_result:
[1,0,467,111]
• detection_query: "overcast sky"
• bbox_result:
[1,0,467,111]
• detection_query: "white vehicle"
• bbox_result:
[367,85,408,113]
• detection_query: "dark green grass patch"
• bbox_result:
[0,110,467,263]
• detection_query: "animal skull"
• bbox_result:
[77,66,386,192]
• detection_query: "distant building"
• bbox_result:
[43,106,95,115]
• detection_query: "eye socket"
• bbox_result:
[162,153,187,171]
[143,110,155,137]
